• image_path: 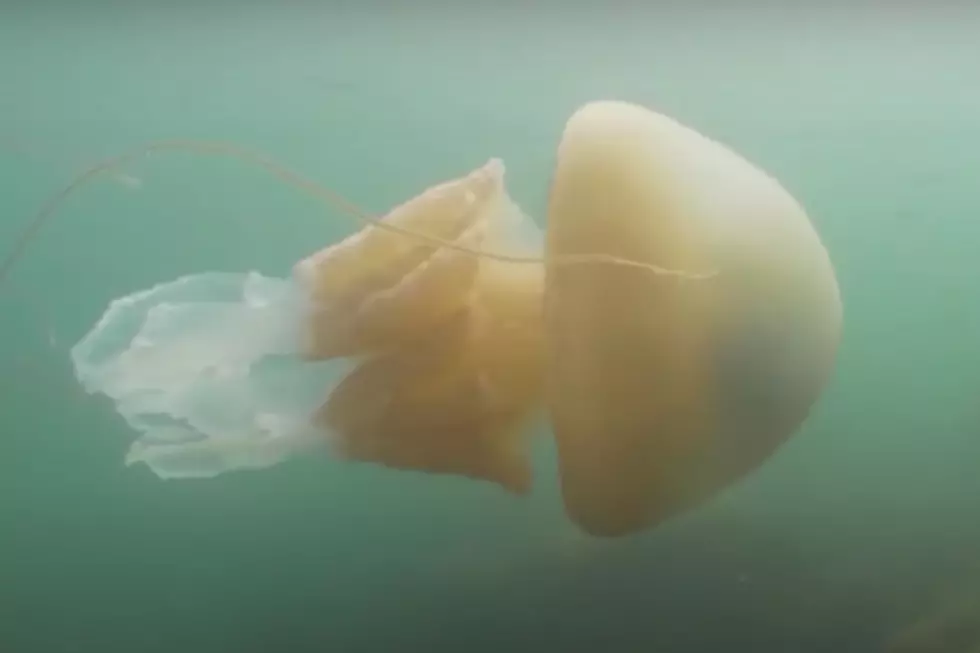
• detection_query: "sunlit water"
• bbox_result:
[2,5,979,652]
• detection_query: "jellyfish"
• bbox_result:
[2,100,842,538]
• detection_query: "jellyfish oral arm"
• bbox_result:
[70,271,347,479]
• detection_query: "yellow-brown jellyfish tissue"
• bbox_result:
[544,101,841,536]
[64,99,841,538]
[70,158,547,493]
[297,159,546,494]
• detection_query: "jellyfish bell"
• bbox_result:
[544,100,842,537]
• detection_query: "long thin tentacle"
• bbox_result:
[0,140,717,288]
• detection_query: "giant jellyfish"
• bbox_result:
[3,100,842,537]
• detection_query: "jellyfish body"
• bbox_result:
[543,101,842,536]
[67,100,840,538]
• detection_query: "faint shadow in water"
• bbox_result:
[230,507,933,653]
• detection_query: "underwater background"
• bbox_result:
[2,4,979,652]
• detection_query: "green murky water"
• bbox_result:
[2,6,979,652]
